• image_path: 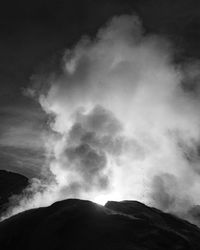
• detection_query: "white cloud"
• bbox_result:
[4,14,200,225]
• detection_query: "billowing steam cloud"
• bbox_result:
[3,14,200,225]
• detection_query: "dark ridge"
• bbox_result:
[0,198,200,250]
[0,170,29,215]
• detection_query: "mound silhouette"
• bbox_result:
[0,170,28,215]
[0,199,200,250]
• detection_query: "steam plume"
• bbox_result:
[3,14,200,225]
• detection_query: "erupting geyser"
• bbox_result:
[3,14,200,226]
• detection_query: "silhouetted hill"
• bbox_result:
[0,170,28,215]
[0,199,200,250]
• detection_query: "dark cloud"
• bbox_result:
[66,144,108,187]
[150,172,200,226]
[72,105,122,137]
[187,205,200,226]
[151,173,178,211]
[61,105,123,193]
[176,136,200,175]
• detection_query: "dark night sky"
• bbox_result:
[0,0,200,178]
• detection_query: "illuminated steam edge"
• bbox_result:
[3,14,200,219]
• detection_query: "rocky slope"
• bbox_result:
[0,170,28,215]
[0,199,200,250]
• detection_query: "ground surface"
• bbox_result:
[0,198,200,250]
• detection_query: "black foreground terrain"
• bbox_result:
[0,199,200,250]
